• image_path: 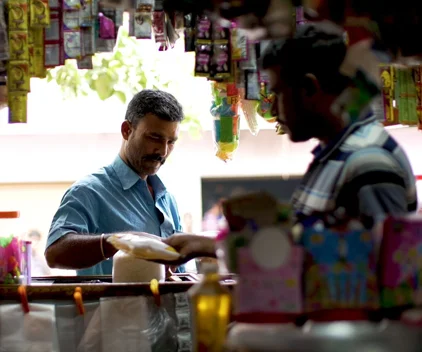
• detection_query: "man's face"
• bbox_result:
[267,65,331,143]
[122,113,180,178]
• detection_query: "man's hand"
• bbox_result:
[159,233,217,265]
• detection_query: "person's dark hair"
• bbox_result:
[125,89,184,126]
[261,24,350,94]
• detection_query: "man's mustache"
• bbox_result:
[142,155,165,164]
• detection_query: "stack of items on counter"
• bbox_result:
[0,0,182,123]
[380,65,422,129]
[211,192,422,350]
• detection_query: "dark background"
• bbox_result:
[201,176,302,215]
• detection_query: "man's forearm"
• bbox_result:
[45,233,118,270]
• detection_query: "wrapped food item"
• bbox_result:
[107,233,180,261]
[63,10,82,59]
[134,2,153,40]
[210,82,241,162]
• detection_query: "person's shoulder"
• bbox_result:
[65,166,111,197]
[342,144,406,184]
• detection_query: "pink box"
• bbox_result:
[380,215,422,308]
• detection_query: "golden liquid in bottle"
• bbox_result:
[189,270,231,352]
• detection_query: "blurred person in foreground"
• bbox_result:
[163,24,417,263]
[28,230,51,276]
[45,90,186,275]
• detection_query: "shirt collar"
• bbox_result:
[112,155,140,191]
[111,155,167,198]
[311,111,378,163]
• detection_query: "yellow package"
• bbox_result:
[8,0,29,31]
[9,31,29,61]
[107,233,180,261]
[31,29,46,77]
[30,0,50,27]
[7,61,30,92]
[8,92,27,123]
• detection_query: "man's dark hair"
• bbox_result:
[261,24,350,94]
[125,89,184,126]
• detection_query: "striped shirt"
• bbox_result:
[292,115,417,228]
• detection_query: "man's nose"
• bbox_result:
[157,142,168,158]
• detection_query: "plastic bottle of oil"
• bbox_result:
[188,262,231,352]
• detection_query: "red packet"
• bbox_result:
[153,10,166,50]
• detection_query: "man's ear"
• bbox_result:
[121,120,132,141]
[302,73,320,97]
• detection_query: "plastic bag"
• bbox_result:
[107,233,180,261]
[210,82,241,162]
[142,296,178,352]
[0,303,59,352]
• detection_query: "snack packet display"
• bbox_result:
[210,82,241,162]
[107,233,180,261]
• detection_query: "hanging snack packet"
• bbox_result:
[134,3,152,39]
[9,31,29,61]
[257,81,276,122]
[413,66,422,130]
[245,70,260,100]
[231,26,248,61]
[183,13,195,52]
[31,28,46,78]
[211,43,231,79]
[107,233,180,261]
[194,44,212,77]
[211,82,241,162]
[8,92,27,123]
[212,20,230,42]
[196,14,211,42]
[29,0,50,27]
[8,0,29,31]
[63,10,81,59]
[8,61,30,92]
[152,10,167,50]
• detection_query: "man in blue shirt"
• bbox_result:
[45,89,185,275]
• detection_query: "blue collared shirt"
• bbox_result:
[47,155,184,276]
